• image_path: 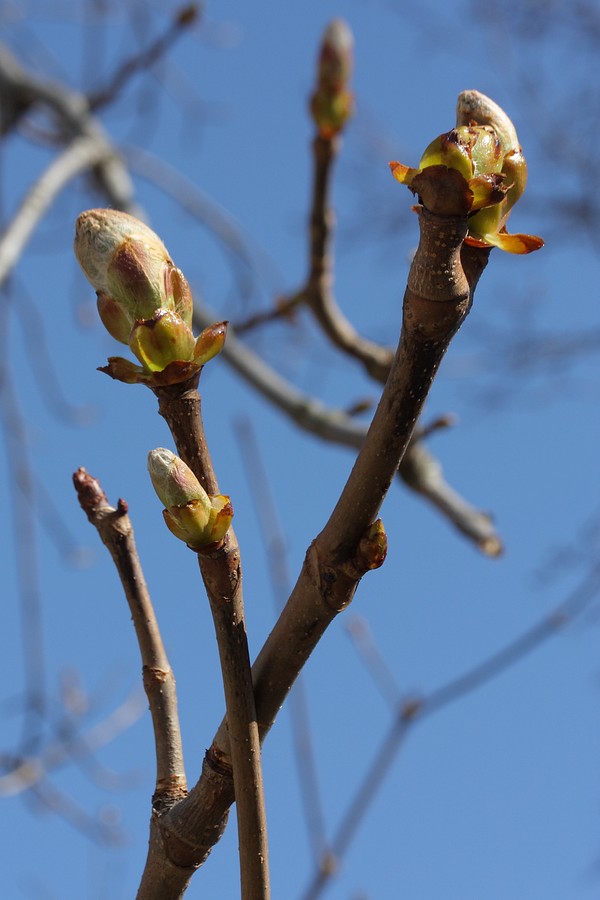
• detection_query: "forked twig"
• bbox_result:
[301,563,600,898]
[150,168,491,894]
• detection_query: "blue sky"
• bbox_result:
[2,1,599,898]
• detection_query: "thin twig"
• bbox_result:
[0,44,139,213]
[87,6,200,112]
[155,169,490,881]
[151,383,270,900]
[0,136,111,289]
[0,687,146,797]
[73,469,187,805]
[399,437,503,556]
[0,320,47,745]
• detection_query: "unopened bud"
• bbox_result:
[456,90,519,156]
[148,447,208,509]
[74,209,193,341]
[148,448,233,548]
[316,19,353,91]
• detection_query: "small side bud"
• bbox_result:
[148,448,233,549]
[355,519,388,572]
[194,321,228,365]
[310,19,354,138]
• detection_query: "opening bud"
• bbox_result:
[389,93,543,254]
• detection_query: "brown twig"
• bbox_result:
[151,381,270,900]
[73,468,186,806]
[303,135,394,381]
[301,561,600,898]
[150,167,490,882]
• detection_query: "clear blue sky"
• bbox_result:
[2,2,599,898]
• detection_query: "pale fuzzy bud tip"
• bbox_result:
[147,448,207,509]
[74,209,170,296]
[456,90,520,154]
[318,19,354,87]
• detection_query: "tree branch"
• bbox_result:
[0,136,109,288]
[154,170,490,881]
[301,561,600,898]
[0,43,139,212]
[73,469,186,805]
[149,383,270,900]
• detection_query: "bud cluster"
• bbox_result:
[389,91,543,254]
[74,209,226,384]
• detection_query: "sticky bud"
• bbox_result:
[74,209,193,341]
[389,93,543,254]
[148,448,233,548]
[456,90,520,156]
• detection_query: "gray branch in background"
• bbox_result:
[0,136,110,288]
[193,302,503,555]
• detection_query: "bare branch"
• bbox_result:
[301,561,600,898]
[151,384,270,900]
[0,687,146,797]
[235,418,329,866]
[157,170,490,876]
[302,134,394,381]
[193,302,503,553]
[0,136,109,288]
[73,469,187,804]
